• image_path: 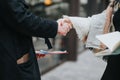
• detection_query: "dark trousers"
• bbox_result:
[101,55,120,80]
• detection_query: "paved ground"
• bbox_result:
[41,49,107,80]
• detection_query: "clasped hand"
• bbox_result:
[36,18,72,59]
[57,18,73,36]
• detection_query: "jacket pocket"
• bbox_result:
[17,55,34,80]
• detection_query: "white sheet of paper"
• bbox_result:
[96,31,120,52]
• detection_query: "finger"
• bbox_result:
[57,19,64,26]
[63,18,73,27]
[67,23,72,29]
[64,18,71,23]
[36,54,46,59]
[59,28,67,36]
[57,22,70,36]
[58,19,72,30]
[63,23,69,32]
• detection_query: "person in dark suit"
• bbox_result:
[101,1,120,80]
[0,0,71,80]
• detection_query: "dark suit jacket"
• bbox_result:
[0,0,58,80]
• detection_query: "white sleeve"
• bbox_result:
[86,11,107,48]
[63,15,91,41]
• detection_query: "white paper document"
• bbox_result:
[95,31,120,56]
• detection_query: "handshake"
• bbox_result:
[57,18,73,36]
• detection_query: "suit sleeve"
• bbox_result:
[0,0,58,38]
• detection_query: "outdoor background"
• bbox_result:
[25,0,109,80]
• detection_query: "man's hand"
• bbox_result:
[57,19,72,36]
[36,53,45,59]
[36,51,46,59]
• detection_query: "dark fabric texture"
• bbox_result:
[115,0,120,3]
[101,55,120,80]
[0,0,58,80]
[113,9,120,31]
[101,9,120,80]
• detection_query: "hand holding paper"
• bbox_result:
[95,31,120,56]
